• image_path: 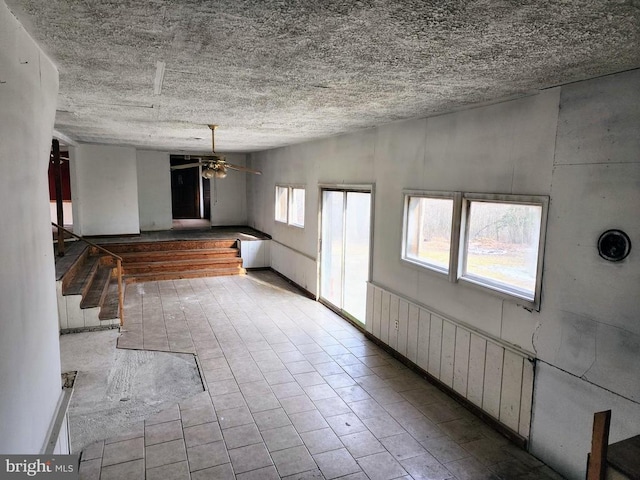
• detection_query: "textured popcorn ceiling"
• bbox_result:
[5,0,640,152]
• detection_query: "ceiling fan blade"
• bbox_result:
[223,163,262,175]
[170,162,204,170]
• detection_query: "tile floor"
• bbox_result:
[79,271,564,480]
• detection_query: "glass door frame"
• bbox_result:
[317,184,375,326]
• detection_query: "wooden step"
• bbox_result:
[118,248,239,263]
[63,256,99,296]
[99,278,120,320]
[80,265,112,309]
[125,267,246,283]
[123,257,243,275]
[94,239,237,254]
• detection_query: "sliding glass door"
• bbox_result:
[320,189,371,324]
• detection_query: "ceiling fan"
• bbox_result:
[170,125,262,179]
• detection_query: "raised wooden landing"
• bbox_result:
[93,239,246,283]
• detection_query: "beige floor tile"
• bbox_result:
[335,385,371,403]
[245,392,281,412]
[222,423,262,449]
[211,392,247,410]
[421,436,470,463]
[380,432,428,461]
[400,454,452,480]
[357,451,408,480]
[300,427,343,454]
[236,465,281,480]
[313,396,351,417]
[146,460,190,480]
[362,413,406,439]
[263,369,296,385]
[101,437,144,467]
[144,419,183,446]
[145,438,187,469]
[445,456,496,480]
[272,445,317,477]
[100,459,144,480]
[313,447,361,479]
[340,430,385,458]
[280,395,317,415]
[303,384,338,401]
[228,443,273,474]
[262,425,304,452]
[181,403,217,428]
[78,458,101,480]
[325,412,367,436]
[272,382,306,399]
[188,440,230,472]
[79,273,558,480]
[290,410,330,433]
[184,421,223,447]
[293,372,326,387]
[253,407,292,431]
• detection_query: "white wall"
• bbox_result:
[136,150,172,231]
[246,70,640,479]
[528,69,640,478]
[211,153,248,226]
[0,1,63,453]
[71,144,140,236]
[49,201,73,225]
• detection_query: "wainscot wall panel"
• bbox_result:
[366,283,534,440]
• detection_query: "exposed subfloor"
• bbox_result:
[79,271,564,480]
[60,330,204,453]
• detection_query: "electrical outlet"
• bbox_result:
[394,320,399,330]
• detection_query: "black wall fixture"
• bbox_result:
[598,229,631,262]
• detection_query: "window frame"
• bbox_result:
[401,190,461,280]
[275,184,306,228]
[288,187,306,228]
[401,190,549,310]
[275,185,289,224]
[458,193,548,309]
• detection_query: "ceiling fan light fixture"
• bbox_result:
[202,167,215,179]
[214,166,227,179]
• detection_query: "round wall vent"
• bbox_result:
[598,229,631,262]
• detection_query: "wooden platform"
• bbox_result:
[93,239,247,282]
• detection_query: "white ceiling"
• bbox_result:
[6,0,640,153]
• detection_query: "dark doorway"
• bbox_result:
[171,156,210,219]
[48,152,71,202]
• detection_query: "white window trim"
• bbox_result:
[402,190,549,311]
[275,185,289,224]
[401,191,461,280]
[275,184,306,228]
[458,193,548,310]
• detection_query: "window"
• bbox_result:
[289,188,305,227]
[275,185,305,228]
[402,191,548,309]
[403,194,455,274]
[461,197,545,302]
[275,186,288,223]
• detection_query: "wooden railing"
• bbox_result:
[52,223,124,326]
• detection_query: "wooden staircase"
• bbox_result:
[96,239,246,283]
[58,239,245,331]
[60,247,121,323]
